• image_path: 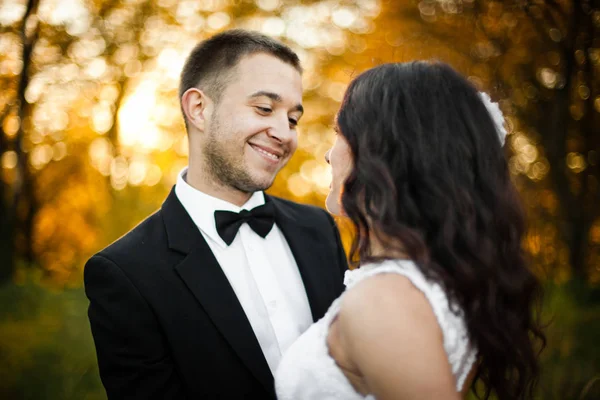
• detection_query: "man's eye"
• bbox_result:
[289,118,298,127]
[256,107,272,113]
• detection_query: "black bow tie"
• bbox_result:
[214,202,276,245]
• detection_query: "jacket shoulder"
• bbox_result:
[270,196,331,222]
[92,209,167,267]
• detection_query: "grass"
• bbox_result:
[0,276,105,400]
[0,276,598,400]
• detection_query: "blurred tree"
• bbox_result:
[366,0,599,282]
[0,0,40,283]
[88,0,153,154]
[0,0,380,285]
[0,1,598,398]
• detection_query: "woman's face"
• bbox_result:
[325,130,353,215]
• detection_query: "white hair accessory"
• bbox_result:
[478,92,507,146]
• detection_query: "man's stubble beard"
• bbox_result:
[203,115,275,194]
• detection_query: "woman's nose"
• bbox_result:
[324,150,331,164]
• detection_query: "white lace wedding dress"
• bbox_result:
[274,259,478,400]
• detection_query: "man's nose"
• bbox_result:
[324,150,331,164]
[267,115,294,143]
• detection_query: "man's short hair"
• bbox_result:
[179,29,302,123]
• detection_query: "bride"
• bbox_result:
[275,61,545,400]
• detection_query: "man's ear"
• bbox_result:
[181,88,211,132]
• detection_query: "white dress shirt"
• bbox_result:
[175,167,313,373]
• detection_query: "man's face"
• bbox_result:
[200,53,303,194]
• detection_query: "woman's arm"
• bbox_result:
[336,273,461,400]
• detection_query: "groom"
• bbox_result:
[84,30,348,399]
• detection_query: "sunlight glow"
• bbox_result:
[92,102,114,134]
[111,156,129,190]
[88,138,113,176]
[53,142,67,161]
[262,17,286,37]
[30,144,53,170]
[327,82,347,102]
[176,0,200,22]
[128,160,148,186]
[207,12,230,30]
[332,7,357,28]
[0,1,26,25]
[358,0,381,17]
[287,173,312,197]
[174,135,189,156]
[1,151,18,169]
[257,0,280,11]
[118,79,163,152]
[538,68,558,89]
[2,115,20,137]
[39,0,91,36]
[157,48,186,80]
[528,158,550,181]
[566,152,587,173]
[297,159,331,195]
[145,164,163,186]
[509,133,540,177]
[199,0,228,12]
[25,74,46,103]
[124,60,143,78]
[85,58,108,79]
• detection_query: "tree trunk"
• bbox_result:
[538,0,590,280]
[575,0,600,280]
[0,97,15,283]
[11,0,40,269]
[0,164,13,284]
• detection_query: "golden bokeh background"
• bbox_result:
[0,0,599,398]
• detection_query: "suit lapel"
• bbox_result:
[161,189,274,395]
[270,196,332,322]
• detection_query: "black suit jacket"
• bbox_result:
[84,188,348,399]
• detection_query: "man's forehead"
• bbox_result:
[236,54,301,82]
[219,53,302,103]
[234,66,302,99]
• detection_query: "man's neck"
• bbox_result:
[186,164,253,207]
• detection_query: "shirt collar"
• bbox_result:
[174,167,266,248]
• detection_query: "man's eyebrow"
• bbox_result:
[248,91,304,114]
[248,91,282,102]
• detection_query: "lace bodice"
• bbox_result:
[274,259,477,400]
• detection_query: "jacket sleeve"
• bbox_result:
[84,254,186,400]
[325,211,349,290]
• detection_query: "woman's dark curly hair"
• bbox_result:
[337,61,545,399]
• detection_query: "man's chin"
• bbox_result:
[255,178,276,192]
[247,167,280,188]
[235,174,276,193]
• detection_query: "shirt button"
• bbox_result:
[268,300,277,314]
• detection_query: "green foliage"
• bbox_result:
[537,281,600,400]
[465,280,600,400]
[0,273,105,400]
[1,275,598,399]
